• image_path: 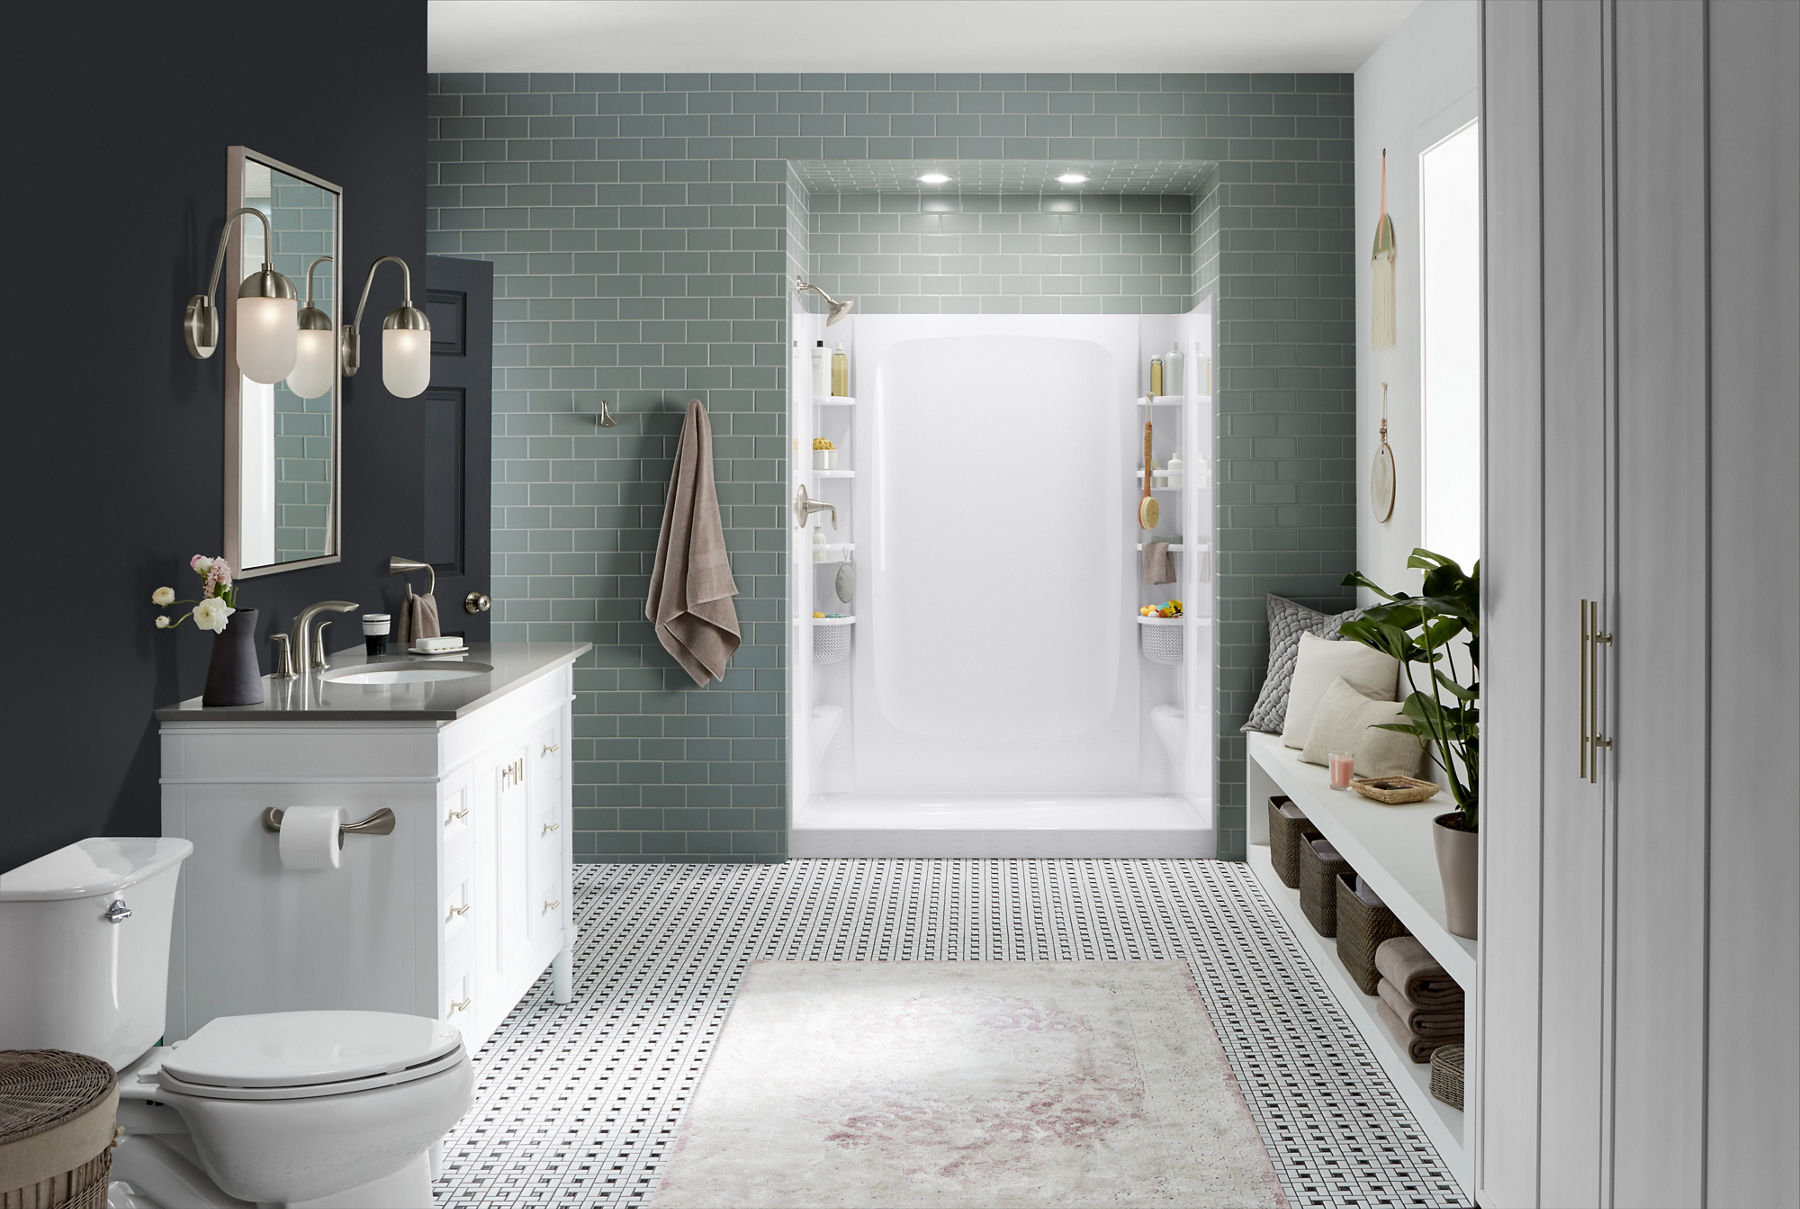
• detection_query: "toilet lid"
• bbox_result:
[159,1011,464,1091]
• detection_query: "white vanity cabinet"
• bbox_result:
[159,646,584,1052]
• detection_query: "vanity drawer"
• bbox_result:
[442,939,475,1024]
[439,772,476,866]
[533,872,566,947]
[442,862,475,947]
[529,814,564,889]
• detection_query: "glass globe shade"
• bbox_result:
[286,328,336,399]
[382,327,431,398]
[236,296,298,384]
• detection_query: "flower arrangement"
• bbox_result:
[153,555,239,634]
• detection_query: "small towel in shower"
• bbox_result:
[1143,540,1176,585]
[396,588,441,646]
[647,400,741,685]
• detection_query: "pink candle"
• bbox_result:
[1329,751,1355,790]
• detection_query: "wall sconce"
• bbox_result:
[183,206,299,384]
[342,255,430,398]
[285,256,336,399]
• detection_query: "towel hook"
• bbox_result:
[260,807,397,837]
[597,399,618,427]
[388,555,435,596]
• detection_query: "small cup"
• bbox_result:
[362,613,391,657]
[1329,751,1355,790]
[813,448,836,470]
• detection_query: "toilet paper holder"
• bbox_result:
[260,807,397,838]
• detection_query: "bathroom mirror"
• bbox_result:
[223,146,342,577]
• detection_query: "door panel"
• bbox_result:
[425,256,494,644]
[1611,4,1709,1205]
[1476,2,1547,1203]
[1537,4,1610,1203]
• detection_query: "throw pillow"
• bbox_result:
[1301,676,1427,778]
[1242,595,1365,734]
[1282,631,1401,748]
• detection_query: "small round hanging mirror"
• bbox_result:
[1371,382,1396,523]
[834,557,856,604]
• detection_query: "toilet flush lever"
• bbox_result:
[103,899,133,924]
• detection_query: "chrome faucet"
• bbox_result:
[291,601,358,673]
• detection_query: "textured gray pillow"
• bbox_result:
[1242,595,1364,734]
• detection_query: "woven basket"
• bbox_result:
[1,1050,119,1209]
[1137,616,1183,665]
[812,618,852,666]
[1431,1043,1466,1110]
[1267,796,1319,889]
[1299,837,1354,937]
[1334,871,1410,994]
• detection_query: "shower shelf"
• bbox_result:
[1137,395,1184,407]
[812,543,855,560]
[1135,472,1182,489]
[815,469,856,479]
[1136,542,1187,552]
[813,396,856,406]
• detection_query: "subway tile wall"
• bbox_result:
[807,192,1193,314]
[425,72,1355,863]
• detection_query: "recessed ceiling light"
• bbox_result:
[1056,173,1089,185]
[917,172,950,184]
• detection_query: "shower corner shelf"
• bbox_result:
[1137,395,1184,407]
[813,395,856,407]
[815,469,857,479]
[811,542,855,561]
[1136,542,1187,552]
[1135,472,1183,489]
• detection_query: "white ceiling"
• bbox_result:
[428,1,1422,73]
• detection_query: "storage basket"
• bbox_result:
[1334,871,1410,994]
[1430,1043,1465,1110]
[1,1050,119,1209]
[812,618,853,666]
[1137,616,1183,664]
[1267,796,1319,889]
[1299,837,1354,937]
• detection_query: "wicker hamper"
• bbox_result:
[1431,1043,1466,1111]
[1267,796,1320,889]
[1334,871,1411,995]
[1,1050,118,1209]
[1299,837,1354,937]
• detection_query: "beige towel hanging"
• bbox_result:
[646,400,741,685]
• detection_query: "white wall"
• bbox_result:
[1354,0,1480,596]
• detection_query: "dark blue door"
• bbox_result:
[423,256,493,644]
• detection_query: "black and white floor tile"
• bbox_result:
[435,860,1464,1209]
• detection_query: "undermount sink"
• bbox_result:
[321,662,494,686]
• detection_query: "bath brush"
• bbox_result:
[1138,422,1160,529]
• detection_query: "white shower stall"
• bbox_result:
[788,311,1214,857]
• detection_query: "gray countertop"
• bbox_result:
[155,643,592,723]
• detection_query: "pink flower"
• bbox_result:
[190,555,212,573]
[204,558,233,597]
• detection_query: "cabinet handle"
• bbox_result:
[1579,598,1590,780]
[1579,598,1614,784]
[446,902,470,921]
[444,806,469,826]
[541,743,561,755]
[541,822,560,835]
[448,996,471,1014]
[542,898,561,913]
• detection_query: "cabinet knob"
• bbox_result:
[448,996,471,1014]
[444,806,469,826]
[541,822,560,835]
[446,902,471,921]
[542,898,561,913]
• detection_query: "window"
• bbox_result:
[1420,119,1482,569]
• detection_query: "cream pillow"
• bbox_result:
[1281,631,1400,748]
[1301,676,1426,779]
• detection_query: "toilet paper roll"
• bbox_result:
[278,806,345,870]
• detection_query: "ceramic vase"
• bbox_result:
[202,607,264,707]
[1432,812,1478,939]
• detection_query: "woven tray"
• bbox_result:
[1334,871,1410,995]
[1267,796,1320,889]
[1350,775,1441,805]
[1431,1043,1465,1110]
[1299,837,1354,937]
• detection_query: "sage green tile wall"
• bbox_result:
[425,71,1355,863]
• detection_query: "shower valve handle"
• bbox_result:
[792,484,837,531]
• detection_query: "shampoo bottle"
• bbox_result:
[831,343,850,398]
[810,341,828,398]
[1165,342,1183,395]
[1149,357,1164,398]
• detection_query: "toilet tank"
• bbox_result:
[0,837,192,1069]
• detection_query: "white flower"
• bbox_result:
[190,555,212,575]
[192,597,235,633]
[155,615,171,629]
[152,587,175,607]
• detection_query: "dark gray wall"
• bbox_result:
[5,2,429,872]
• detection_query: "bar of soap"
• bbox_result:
[416,635,462,652]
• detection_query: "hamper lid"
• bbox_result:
[0,1049,119,1190]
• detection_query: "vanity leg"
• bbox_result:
[552,944,573,1004]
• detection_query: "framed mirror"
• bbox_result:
[223,146,342,577]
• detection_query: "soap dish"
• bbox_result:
[409,644,470,656]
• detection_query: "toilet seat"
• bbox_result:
[157,1010,465,1101]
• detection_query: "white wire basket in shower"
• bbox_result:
[812,616,855,665]
[1137,615,1184,665]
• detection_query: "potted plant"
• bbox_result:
[1338,549,1480,939]
[153,555,263,707]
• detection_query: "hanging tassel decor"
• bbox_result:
[1371,148,1397,350]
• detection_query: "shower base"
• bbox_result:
[790,792,1213,858]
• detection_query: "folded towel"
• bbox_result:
[1143,540,1175,585]
[1378,997,1457,1063]
[396,590,441,647]
[1309,837,1342,863]
[1378,977,1464,1036]
[1354,875,1386,908]
[646,400,741,686]
[1375,935,1464,1007]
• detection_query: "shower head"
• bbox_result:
[795,277,857,326]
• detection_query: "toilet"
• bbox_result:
[0,837,473,1209]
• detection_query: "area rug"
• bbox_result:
[649,960,1287,1208]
